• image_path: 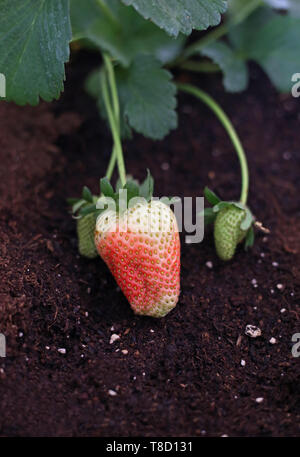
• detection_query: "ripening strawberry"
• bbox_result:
[95,200,180,318]
[214,205,247,261]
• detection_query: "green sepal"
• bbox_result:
[232,202,246,210]
[116,175,139,192]
[100,178,115,199]
[240,208,254,231]
[78,204,99,217]
[139,169,154,202]
[67,197,80,206]
[204,187,221,206]
[82,186,93,203]
[124,179,140,201]
[200,207,217,227]
[213,201,231,213]
[244,226,255,251]
[71,199,87,214]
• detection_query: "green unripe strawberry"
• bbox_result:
[68,188,100,259]
[77,210,98,259]
[214,205,247,261]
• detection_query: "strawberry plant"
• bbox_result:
[1,0,299,314]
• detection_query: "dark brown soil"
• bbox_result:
[0,51,299,437]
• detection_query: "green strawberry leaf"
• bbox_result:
[86,55,177,140]
[0,0,71,105]
[121,0,227,38]
[82,186,93,203]
[201,41,248,93]
[71,0,186,66]
[139,170,154,201]
[204,187,221,206]
[229,7,300,92]
[100,177,115,199]
[244,226,255,250]
[116,55,177,140]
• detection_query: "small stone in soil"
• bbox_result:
[241,359,246,367]
[110,334,120,344]
[269,337,277,344]
[206,261,213,269]
[245,325,262,338]
[122,350,128,355]
[58,348,66,354]
[255,397,264,403]
[161,162,170,171]
[272,261,279,267]
[280,308,286,313]
[108,390,117,396]
[277,283,284,290]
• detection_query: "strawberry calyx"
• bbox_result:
[67,185,99,219]
[69,170,154,220]
[203,186,255,255]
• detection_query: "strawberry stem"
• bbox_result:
[101,58,126,187]
[105,145,117,181]
[103,53,120,182]
[103,54,120,129]
[177,83,249,205]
